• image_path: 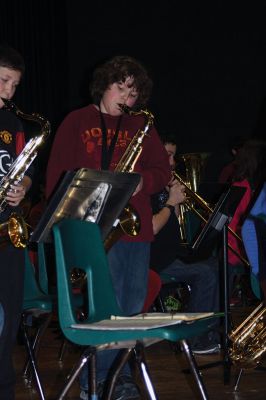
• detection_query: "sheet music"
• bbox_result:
[70,312,215,330]
[82,182,111,223]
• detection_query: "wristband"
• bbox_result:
[164,203,175,213]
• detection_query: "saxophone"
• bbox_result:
[104,104,154,251]
[0,98,51,248]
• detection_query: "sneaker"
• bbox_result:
[192,343,221,355]
[80,375,140,400]
[79,390,88,400]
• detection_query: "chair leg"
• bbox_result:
[23,312,53,383]
[58,338,70,363]
[133,342,158,400]
[57,347,93,400]
[105,348,133,400]
[21,313,46,400]
[180,339,209,400]
[234,368,243,391]
[155,294,168,312]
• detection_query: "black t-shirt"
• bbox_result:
[150,189,186,272]
[0,109,31,222]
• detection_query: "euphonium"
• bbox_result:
[104,104,154,251]
[229,302,266,369]
[0,98,51,248]
[175,153,203,244]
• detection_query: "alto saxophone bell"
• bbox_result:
[103,105,154,251]
[0,213,29,248]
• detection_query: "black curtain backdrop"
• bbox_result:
[1,1,266,198]
[0,0,68,199]
[65,1,266,153]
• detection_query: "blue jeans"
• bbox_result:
[162,256,220,313]
[0,304,4,337]
[79,241,150,391]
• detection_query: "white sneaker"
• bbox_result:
[192,343,221,355]
[79,390,88,400]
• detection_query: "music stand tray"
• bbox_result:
[30,168,141,243]
[192,185,246,253]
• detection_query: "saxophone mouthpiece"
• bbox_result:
[1,97,8,105]
[0,97,16,112]
[117,103,131,114]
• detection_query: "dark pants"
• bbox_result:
[161,255,220,313]
[160,255,221,346]
[0,244,25,400]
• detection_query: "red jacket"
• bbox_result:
[46,105,171,242]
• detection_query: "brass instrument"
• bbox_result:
[173,170,250,267]
[175,153,205,244]
[229,302,266,369]
[0,98,50,248]
[104,104,154,251]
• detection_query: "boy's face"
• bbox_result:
[0,66,22,109]
[100,76,139,116]
[164,142,177,169]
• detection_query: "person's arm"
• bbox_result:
[152,180,186,235]
[5,175,32,207]
[135,126,172,195]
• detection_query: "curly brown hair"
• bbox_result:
[90,55,153,107]
[233,138,266,188]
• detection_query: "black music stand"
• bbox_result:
[30,168,141,243]
[191,185,246,384]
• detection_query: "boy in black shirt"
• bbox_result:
[150,134,221,354]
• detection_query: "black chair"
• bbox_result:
[21,246,53,400]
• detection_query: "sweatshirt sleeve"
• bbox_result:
[45,112,78,199]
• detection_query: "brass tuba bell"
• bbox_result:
[229,302,266,369]
[175,152,204,244]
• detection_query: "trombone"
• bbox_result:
[173,171,250,267]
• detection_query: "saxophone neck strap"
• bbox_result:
[99,108,122,170]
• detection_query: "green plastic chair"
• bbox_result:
[53,218,220,400]
[22,246,53,400]
[33,241,85,363]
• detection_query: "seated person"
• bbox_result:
[227,139,266,302]
[150,134,221,354]
[218,135,247,184]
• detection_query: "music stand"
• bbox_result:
[191,185,246,383]
[30,168,141,243]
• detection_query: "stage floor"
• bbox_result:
[14,304,266,399]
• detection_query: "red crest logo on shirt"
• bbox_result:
[0,130,12,144]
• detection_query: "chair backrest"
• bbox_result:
[52,219,123,329]
[23,248,49,306]
[37,242,49,295]
[241,183,266,299]
[24,249,41,301]
[142,269,162,312]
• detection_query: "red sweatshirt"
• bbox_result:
[46,104,171,242]
[228,179,253,266]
